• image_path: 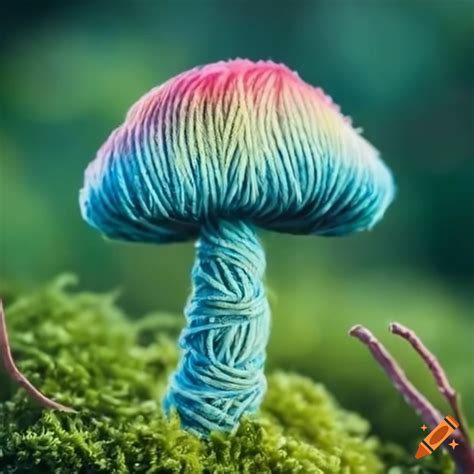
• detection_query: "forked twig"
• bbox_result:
[349,325,442,428]
[0,299,76,413]
[390,322,471,448]
[349,323,473,473]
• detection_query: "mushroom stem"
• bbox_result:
[163,220,270,435]
[0,299,76,413]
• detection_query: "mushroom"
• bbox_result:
[80,59,395,436]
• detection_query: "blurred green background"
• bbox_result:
[1,0,473,449]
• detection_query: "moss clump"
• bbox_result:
[0,276,384,473]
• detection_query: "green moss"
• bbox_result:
[0,276,445,473]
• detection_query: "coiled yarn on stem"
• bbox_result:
[163,220,269,435]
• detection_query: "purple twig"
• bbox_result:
[390,322,471,447]
[350,323,473,473]
[349,324,442,428]
[0,299,76,413]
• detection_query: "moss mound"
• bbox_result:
[0,277,415,473]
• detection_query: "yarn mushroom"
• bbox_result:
[80,59,395,436]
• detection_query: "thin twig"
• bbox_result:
[349,324,442,428]
[390,322,471,447]
[389,322,473,472]
[0,299,76,413]
[350,323,473,474]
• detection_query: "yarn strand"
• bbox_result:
[163,220,270,435]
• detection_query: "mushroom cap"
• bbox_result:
[80,59,394,243]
